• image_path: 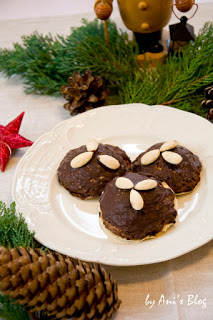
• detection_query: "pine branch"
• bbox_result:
[169,95,207,117]
[0,20,212,116]
[0,19,138,96]
[0,294,54,320]
[0,202,36,248]
[119,22,213,116]
[0,294,30,320]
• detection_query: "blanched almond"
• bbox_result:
[160,140,179,152]
[98,155,120,170]
[162,151,182,165]
[162,182,178,210]
[141,149,160,165]
[134,179,157,191]
[70,151,93,168]
[130,189,144,210]
[115,177,134,189]
[162,181,170,189]
[86,139,99,152]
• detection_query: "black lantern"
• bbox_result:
[168,0,198,55]
[169,16,195,54]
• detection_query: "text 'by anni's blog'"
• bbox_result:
[145,294,207,310]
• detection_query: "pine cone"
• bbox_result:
[201,85,213,122]
[0,247,121,319]
[61,71,107,115]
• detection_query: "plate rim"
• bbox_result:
[12,103,213,266]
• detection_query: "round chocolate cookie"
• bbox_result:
[131,141,202,194]
[57,141,131,199]
[99,172,178,240]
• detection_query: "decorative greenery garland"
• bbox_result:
[0,19,212,117]
[0,202,35,249]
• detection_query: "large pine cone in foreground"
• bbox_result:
[0,247,121,319]
[61,71,107,115]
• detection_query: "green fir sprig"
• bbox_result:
[0,294,31,320]
[0,201,36,248]
[0,293,54,320]
[0,19,137,96]
[119,22,213,116]
[0,19,212,116]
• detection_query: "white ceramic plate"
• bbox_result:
[12,104,213,266]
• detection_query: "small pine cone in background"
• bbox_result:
[207,108,213,122]
[201,85,213,122]
[61,70,107,115]
[0,246,121,320]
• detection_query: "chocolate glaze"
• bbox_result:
[100,172,177,240]
[131,143,202,194]
[57,143,131,199]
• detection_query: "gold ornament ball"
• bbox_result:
[95,3,112,20]
[175,0,194,12]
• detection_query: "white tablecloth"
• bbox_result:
[0,3,213,320]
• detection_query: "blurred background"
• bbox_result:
[0,0,212,20]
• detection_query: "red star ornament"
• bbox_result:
[0,112,33,172]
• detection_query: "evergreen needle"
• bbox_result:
[0,19,212,117]
[0,201,36,248]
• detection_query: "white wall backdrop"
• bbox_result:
[0,0,212,20]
